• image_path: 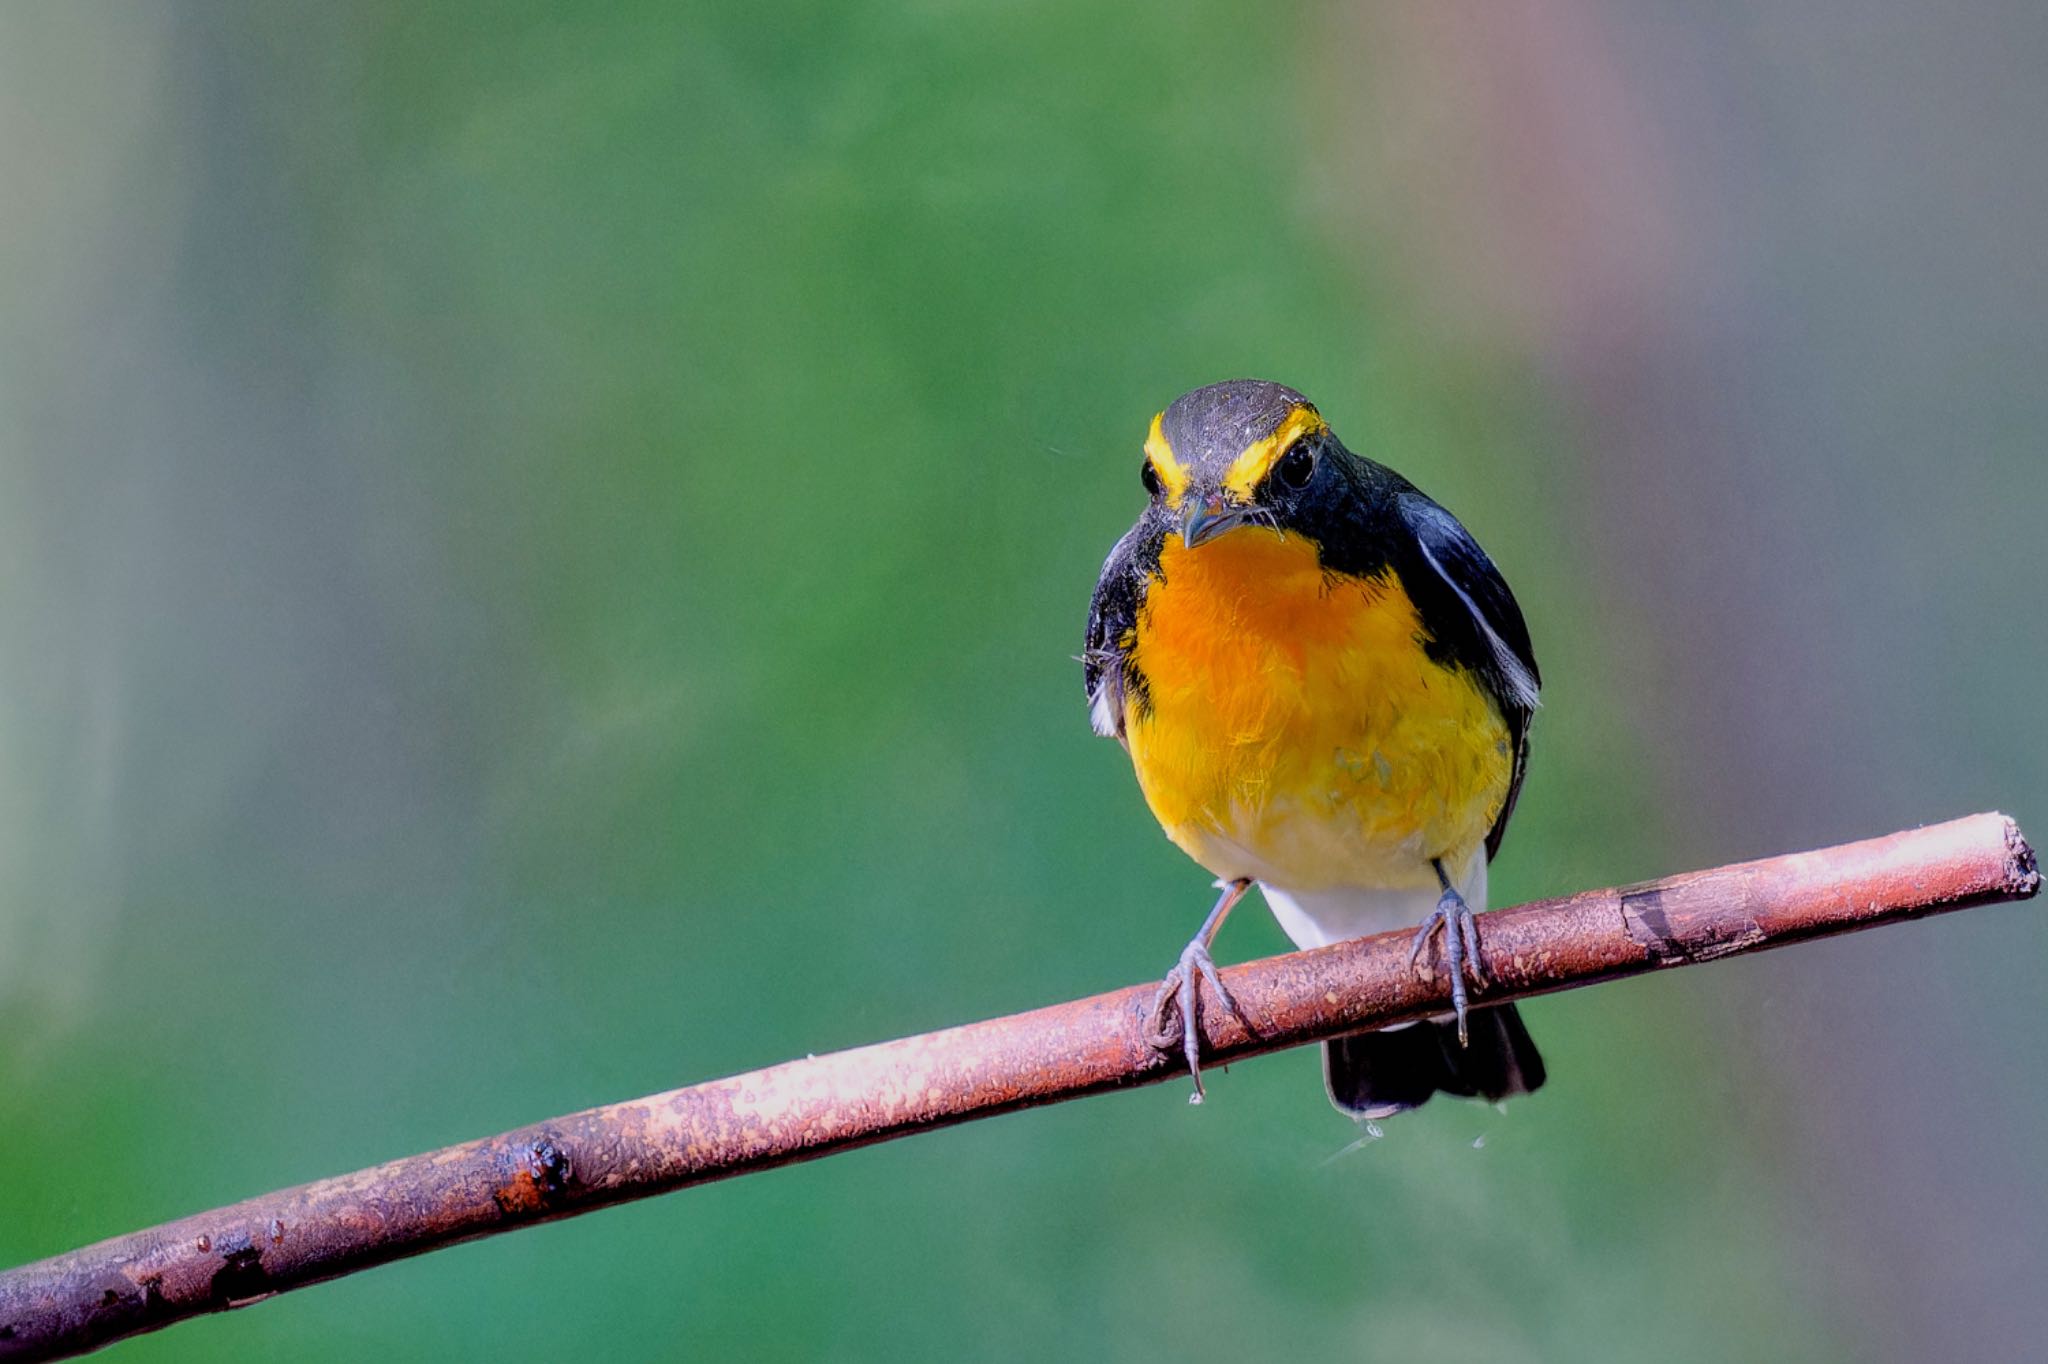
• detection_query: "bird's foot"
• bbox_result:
[1147,934,1249,1105]
[1408,883,1487,1046]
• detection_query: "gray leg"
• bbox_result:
[1407,858,1488,1046]
[1147,878,1254,1103]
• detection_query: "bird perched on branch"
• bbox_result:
[1084,379,1545,1118]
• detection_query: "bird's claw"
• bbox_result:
[1408,887,1488,1046]
[1147,937,1247,1103]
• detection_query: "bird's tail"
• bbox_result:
[1322,1004,1546,1120]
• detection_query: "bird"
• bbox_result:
[1083,379,1545,1119]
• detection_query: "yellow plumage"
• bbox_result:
[1093,379,1544,1113]
[1124,526,1512,895]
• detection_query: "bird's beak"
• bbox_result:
[1180,496,1252,549]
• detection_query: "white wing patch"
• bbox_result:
[1088,682,1120,738]
[1413,536,1541,714]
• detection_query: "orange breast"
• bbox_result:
[1125,526,1511,892]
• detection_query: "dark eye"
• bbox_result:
[1140,459,1162,496]
[1275,440,1317,490]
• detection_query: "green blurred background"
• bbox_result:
[3,4,2044,1360]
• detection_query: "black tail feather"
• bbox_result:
[1323,1004,1545,1120]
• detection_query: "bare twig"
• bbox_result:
[1,813,2036,1360]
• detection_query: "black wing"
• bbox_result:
[1082,521,1156,742]
[1394,493,1541,860]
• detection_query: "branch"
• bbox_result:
[2,813,2036,1360]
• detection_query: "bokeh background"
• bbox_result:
[4,3,2044,1360]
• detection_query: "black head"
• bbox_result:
[1140,379,1373,549]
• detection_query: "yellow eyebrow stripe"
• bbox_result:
[1145,412,1193,508]
[1221,404,1327,501]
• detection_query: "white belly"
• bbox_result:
[1259,850,1487,949]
